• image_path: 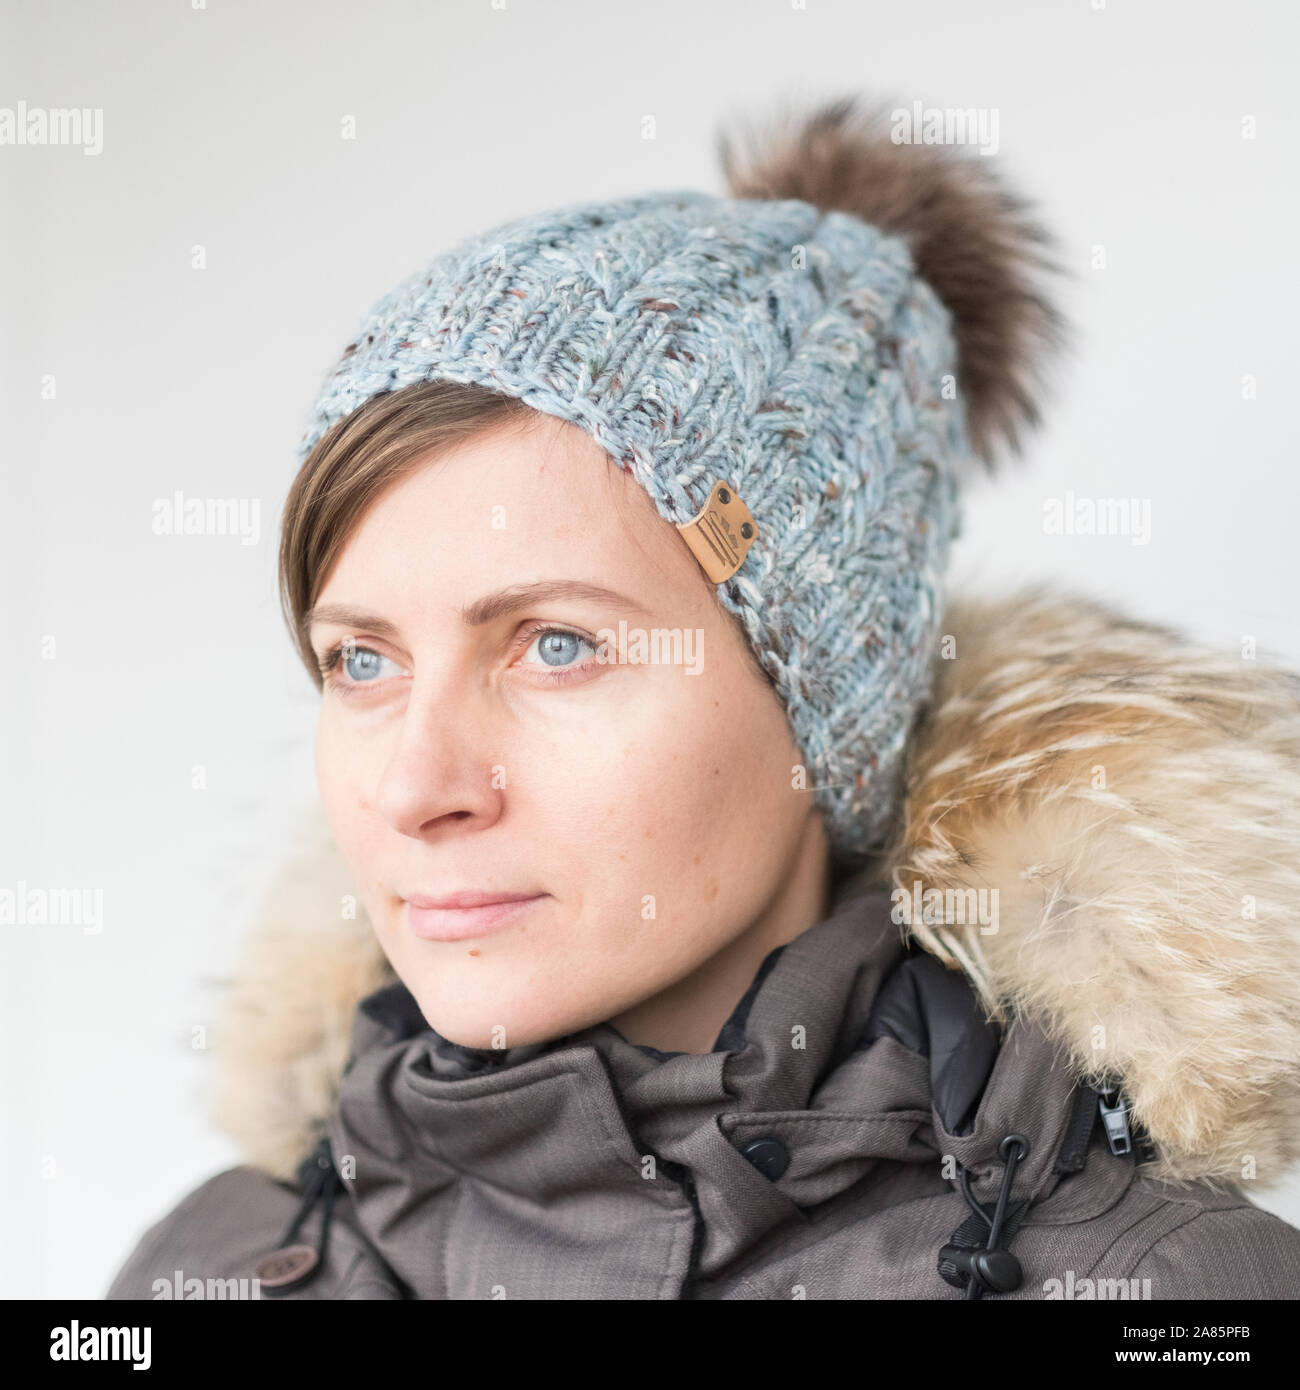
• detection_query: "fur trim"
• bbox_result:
[209,827,395,1183]
[893,590,1300,1187]
[211,590,1300,1188]
[716,92,1071,468]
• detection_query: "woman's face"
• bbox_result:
[310,411,828,1052]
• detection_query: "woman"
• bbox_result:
[107,95,1300,1300]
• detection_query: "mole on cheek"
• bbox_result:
[468,949,480,957]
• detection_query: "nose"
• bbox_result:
[372,680,504,841]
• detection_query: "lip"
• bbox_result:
[403,890,547,942]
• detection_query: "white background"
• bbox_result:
[3,0,1298,1299]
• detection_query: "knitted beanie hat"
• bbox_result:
[295,96,1065,861]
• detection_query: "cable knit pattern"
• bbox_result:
[295,190,970,856]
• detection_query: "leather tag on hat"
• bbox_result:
[676,479,757,582]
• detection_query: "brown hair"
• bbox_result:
[279,377,773,696]
[278,380,538,685]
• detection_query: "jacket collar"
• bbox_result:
[323,865,1084,1295]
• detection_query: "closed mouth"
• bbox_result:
[404,892,547,942]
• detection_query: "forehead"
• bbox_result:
[315,412,702,612]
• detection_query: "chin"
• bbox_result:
[405,980,588,1053]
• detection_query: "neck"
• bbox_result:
[607,812,833,1055]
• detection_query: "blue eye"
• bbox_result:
[319,642,404,687]
[343,646,395,682]
[523,628,598,668]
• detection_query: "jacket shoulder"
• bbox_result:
[105,1166,400,1300]
[1123,1188,1300,1299]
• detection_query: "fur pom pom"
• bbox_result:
[717,93,1071,469]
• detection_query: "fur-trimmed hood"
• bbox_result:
[211,589,1300,1191]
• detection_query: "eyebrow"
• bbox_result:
[303,580,654,642]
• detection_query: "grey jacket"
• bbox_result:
[106,592,1300,1299]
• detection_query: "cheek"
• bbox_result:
[314,711,349,825]
[532,662,802,928]
[314,711,379,883]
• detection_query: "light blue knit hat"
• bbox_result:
[295,97,1064,861]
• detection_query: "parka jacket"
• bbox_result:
[106,592,1300,1299]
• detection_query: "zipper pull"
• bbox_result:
[1098,1088,1133,1156]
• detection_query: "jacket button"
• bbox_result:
[254,1243,318,1291]
[740,1137,790,1181]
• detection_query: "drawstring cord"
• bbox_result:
[938,1133,1030,1300]
[282,1136,343,1252]
[254,1135,345,1297]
